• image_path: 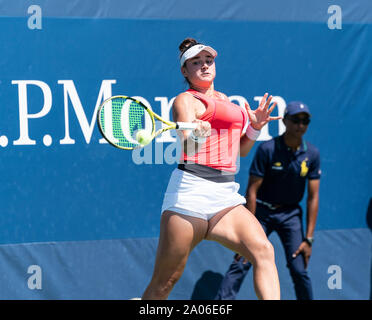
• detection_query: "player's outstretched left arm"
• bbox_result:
[240,93,281,157]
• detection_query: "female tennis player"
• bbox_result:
[141,38,281,300]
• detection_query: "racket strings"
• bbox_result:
[100,97,153,149]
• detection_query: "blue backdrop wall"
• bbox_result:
[0,0,371,299]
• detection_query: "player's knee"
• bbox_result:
[154,272,183,296]
[143,271,183,299]
[260,240,275,262]
[163,275,182,296]
[250,240,275,266]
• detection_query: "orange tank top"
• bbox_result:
[180,89,248,173]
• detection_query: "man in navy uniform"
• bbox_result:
[215,101,321,300]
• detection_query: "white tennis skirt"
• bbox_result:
[161,168,246,221]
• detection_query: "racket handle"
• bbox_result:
[176,122,197,130]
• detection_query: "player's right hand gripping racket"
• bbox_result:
[97,95,197,150]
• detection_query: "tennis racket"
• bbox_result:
[97,95,197,150]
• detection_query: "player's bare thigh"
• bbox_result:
[142,211,209,299]
[205,205,269,261]
[152,211,209,273]
[160,211,208,248]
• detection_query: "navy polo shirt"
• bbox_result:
[250,135,321,206]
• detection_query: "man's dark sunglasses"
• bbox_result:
[289,116,311,125]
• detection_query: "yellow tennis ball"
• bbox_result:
[136,130,152,146]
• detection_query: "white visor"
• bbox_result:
[180,44,217,66]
